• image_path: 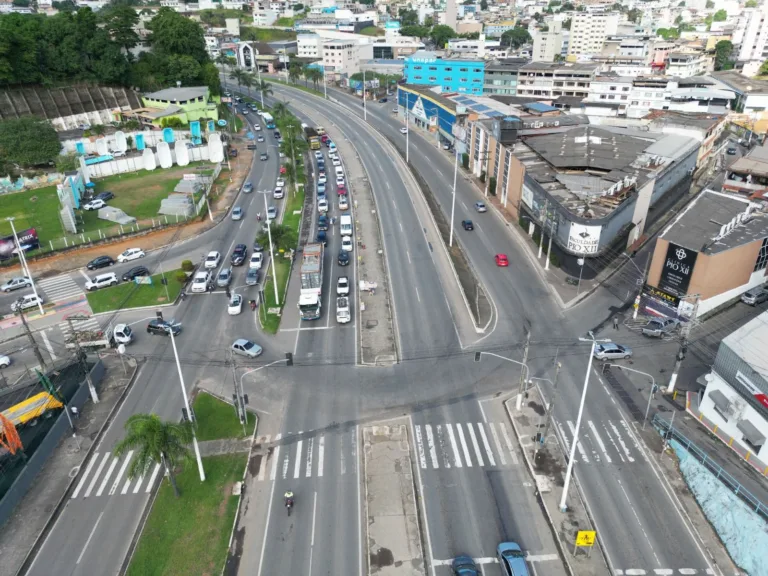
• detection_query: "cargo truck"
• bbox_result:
[302,124,321,150]
[336,296,350,324]
[64,323,134,350]
[299,243,323,320]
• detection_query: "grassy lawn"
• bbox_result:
[240,26,297,41]
[268,77,325,99]
[126,454,246,576]
[260,256,291,334]
[360,26,384,36]
[282,181,305,233]
[0,186,65,244]
[192,392,255,441]
[86,269,183,314]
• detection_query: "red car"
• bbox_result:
[337,185,346,195]
[280,166,286,174]
[495,254,509,267]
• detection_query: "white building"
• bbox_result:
[447,37,509,59]
[568,12,619,57]
[666,51,711,78]
[253,7,280,26]
[322,39,374,77]
[532,21,563,62]
[731,5,768,69]
[298,34,325,59]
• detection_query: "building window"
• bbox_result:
[473,68,482,73]
[755,237,768,271]
[460,67,469,72]
[445,67,453,71]
[473,78,481,83]
[414,75,423,80]
[428,76,437,82]
[429,66,437,71]
[460,78,468,83]
[445,76,453,81]
[414,65,422,70]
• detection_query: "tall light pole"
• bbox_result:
[363,68,368,122]
[605,364,656,430]
[167,325,205,482]
[263,193,279,306]
[255,56,265,109]
[559,332,609,512]
[406,109,410,163]
[448,147,459,247]
[7,217,44,316]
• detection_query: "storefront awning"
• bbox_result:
[737,419,765,447]
[708,389,731,412]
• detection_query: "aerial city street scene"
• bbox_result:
[0,0,767,574]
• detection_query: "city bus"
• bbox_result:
[262,112,275,129]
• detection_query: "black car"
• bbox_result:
[378,97,388,103]
[247,144,258,151]
[96,191,115,201]
[462,220,474,231]
[338,249,350,266]
[86,255,115,270]
[147,319,181,336]
[274,131,281,139]
[231,243,248,266]
[727,147,737,155]
[122,265,150,282]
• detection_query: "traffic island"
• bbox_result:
[85,269,184,314]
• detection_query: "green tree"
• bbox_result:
[301,63,312,87]
[758,59,768,76]
[0,118,61,167]
[705,0,714,7]
[674,14,683,24]
[288,61,301,84]
[12,0,31,7]
[430,25,456,48]
[308,67,323,90]
[501,26,532,48]
[103,5,139,54]
[656,27,679,39]
[562,17,571,29]
[166,54,202,86]
[216,53,235,86]
[51,1,77,11]
[272,101,288,118]
[200,61,221,95]
[256,223,298,252]
[257,79,273,102]
[113,414,194,498]
[713,9,727,21]
[627,8,642,23]
[714,39,734,70]
[238,70,254,97]
[146,8,207,63]
[561,1,575,9]
[399,8,418,26]
[399,25,430,37]
[480,0,488,9]
[746,0,757,6]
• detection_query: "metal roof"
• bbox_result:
[524,102,558,113]
[722,311,768,383]
[143,87,208,102]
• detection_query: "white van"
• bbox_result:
[334,165,344,178]
[339,213,353,236]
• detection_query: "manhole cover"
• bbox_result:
[366,320,378,329]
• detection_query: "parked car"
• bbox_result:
[85,273,118,291]
[96,191,115,201]
[318,174,327,184]
[461,220,474,231]
[190,270,211,293]
[232,207,244,221]
[228,294,243,315]
[267,206,277,221]
[147,319,181,336]
[253,241,264,253]
[1,276,31,293]
[112,150,126,158]
[204,251,221,269]
[475,201,487,213]
[273,187,284,199]
[216,267,233,288]
[83,199,106,211]
[314,151,323,160]
[231,244,248,266]
[593,342,633,361]
[10,294,43,312]
[257,135,265,142]
[231,338,263,358]
[122,266,150,282]
[87,255,115,270]
[317,230,327,245]
[741,286,768,306]
[276,178,285,188]
[0,354,10,369]
[246,268,260,286]
[338,249,350,266]
[641,317,680,338]
[117,248,145,263]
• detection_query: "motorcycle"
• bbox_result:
[285,496,294,516]
[250,299,257,311]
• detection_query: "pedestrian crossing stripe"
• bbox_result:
[38,275,84,303]
[71,451,160,500]
[413,422,520,470]
[557,419,641,465]
[256,430,357,482]
[59,317,101,338]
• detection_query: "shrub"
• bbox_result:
[480,171,486,183]
[489,176,497,196]
[461,153,469,170]
[549,253,560,268]
[175,271,188,284]
[181,260,195,272]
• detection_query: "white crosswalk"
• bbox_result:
[59,316,101,340]
[412,422,520,471]
[71,451,160,500]
[557,419,645,466]
[254,429,358,482]
[37,274,84,303]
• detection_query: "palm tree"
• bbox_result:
[308,68,323,91]
[113,414,194,498]
[216,54,233,87]
[288,62,301,84]
[272,101,288,119]
[301,63,312,88]
[257,79,272,102]
[240,71,254,98]
[282,160,297,195]
[229,68,247,90]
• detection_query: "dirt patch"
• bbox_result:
[370,546,395,569]
[533,447,565,486]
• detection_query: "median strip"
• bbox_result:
[85,269,184,314]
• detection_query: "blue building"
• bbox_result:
[404,51,485,96]
[398,85,471,150]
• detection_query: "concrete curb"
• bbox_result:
[16,359,141,576]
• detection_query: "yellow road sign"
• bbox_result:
[575,530,596,547]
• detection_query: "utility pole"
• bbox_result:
[230,354,246,436]
[516,331,531,411]
[632,257,651,320]
[666,294,700,394]
[538,199,548,260]
[540,361,561,447]
[67,315,99,403]
[17,305,47,372]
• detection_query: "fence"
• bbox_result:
[653,413,768,522]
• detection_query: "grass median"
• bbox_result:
[260,256,291,334]
[126,453,246,576]
[192,392,255,441]
[86,269,183,314]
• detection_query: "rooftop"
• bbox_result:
[399,84,459,112]
[728,144,768,178]
[660,189,768,254]
[486,58,529,72]
[644,110,725,131]
[722,311,768,383]
[520,62,600,73]
[143,86,208,102]
[710,71,768,94]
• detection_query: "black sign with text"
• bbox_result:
[659,242,697,297]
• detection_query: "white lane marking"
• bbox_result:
[489,423,506,466]
[445,423,463,468]
[601,422,626,463]
[456,423,473,467]
[466,423,485,467]
[318,435,325,477]
[84,453,110,498]
[40,330,57,360]
[72,453,99,499]
[76,511,104,564]
[270,433,282,481]
[478,400,488,423]
[609,420,635,462]
[78,270,91,282]
[499,423,519,465]
[145,463,161,492]
[257,451,267,482]
[399,221,403,232]
[414,424,427,469]
[477,423,496,466]
[415,286,421,302]
[620,419,647,462]
[96,457,119,497]
[526,554,560,561]
[425,425,439,469]
[678,570,697,575]
[294,439,303,479]
[407,250,412,264]
[587,420,612,464]
[305,437,314,478]
[109,451,133,495]
[340,432,346,475]
[624,570,647,575]
[132,472,145,494]
[653,570,674,575]
[566,420,589,463]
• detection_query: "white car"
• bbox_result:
[336,176,345,187]
[112,150,126,158]
[267,206,277,221]
[337,276,350,296]
[231,207,243,220]
[204,251,221,269]
[85,273,118,291]
[273,187,284,199]
[0,354,10,369]
[318,198,329,213]
[332,157,341,167]
[10,294,44,313]
[400,127,408,134]
[339,196,349,210]
[117,248,145,263]
[341,235,353,252]
[249,252,263,270]
[254,124,261,131]
[329,151,338,159]
[276,178,285,188]
[228,294,243,315]
[1,276,32,293]
[314,151,323,160]
[318,174,327,184]
[83,199,106,211]
[190,270,211,293]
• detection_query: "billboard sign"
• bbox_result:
[0,228,40,261]
[567,223,601,255]
[735,371,768,409]
[659,242,697,297]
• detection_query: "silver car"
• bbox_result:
[217,267,233,288]
[641,318,679,338]
[232,207,243,221]
[741,287,768,306]
[246,268,260,286]
[232,338,263,358]
[593,343,633,361]
[1,277,32,293]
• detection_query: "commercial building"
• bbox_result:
[468,118,699,276]
[404,51,485,95]
[397,85,469,148]
[298,34,324,59]
[665,51,711,78]
[568,12,619,57]
[322,39,373,77]
[644,189,768,318]
[515,62,599,100]
[123,86,218,128]
[698,312,768,462]
[532,21,563,63]
[484,21,517,38]
[446,37,508,59]
[483,59,527,96]
[731,5,768,76]
[644,111,726,168]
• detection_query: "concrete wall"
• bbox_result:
[0,360,105,529]
[689,241,762,301]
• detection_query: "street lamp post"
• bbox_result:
[604,364,657,429]
[576,257,585,296]
[255,56,265,109]
[7,217,44,316]
[363,69,368,122]
[559,333,609,512]
[323,66,327,99]
[406,110,410,163]
[448,147,459,247]
[263,193,280,306]
[476,351,529,400]
[166,325,205,482]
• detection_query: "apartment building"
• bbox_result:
[568,12,619,57]
[323,39,373,76]
[666,52,711,78]
[298,34,324,59]
[516,62,599,100]
[585,75,633,103]
[404,51,485,95]
[732,5,768,66]
[532,21,563,62]
[483,59,527,96]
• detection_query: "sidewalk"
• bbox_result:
[0,355,137,576]
[504,392,610,576]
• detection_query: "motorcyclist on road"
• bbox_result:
[284,490,294,508]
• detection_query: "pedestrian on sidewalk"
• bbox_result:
[70,406,80,419]
[613,316,619,330]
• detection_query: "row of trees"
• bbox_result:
[0,7,220,95]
